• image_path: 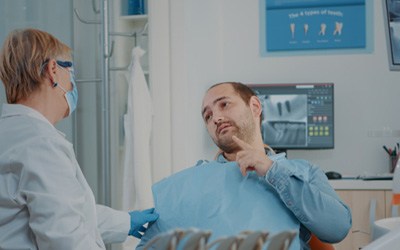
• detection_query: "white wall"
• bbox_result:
[72,0,102,201]
[0,0,74,141]
[151,0,400,178]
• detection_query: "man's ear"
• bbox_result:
[249,95,262,119]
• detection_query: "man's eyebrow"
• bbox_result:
[201,96,229,117]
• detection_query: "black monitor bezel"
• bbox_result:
[383,0,400,71]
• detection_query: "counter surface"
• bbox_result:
[329,179,393,190]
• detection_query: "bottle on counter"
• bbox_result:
[392,159,400,216]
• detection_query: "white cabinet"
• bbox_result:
[330,180,400,250]
[334,190,386,250]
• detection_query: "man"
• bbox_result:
[201,82,351,247]
[137,82,351,250]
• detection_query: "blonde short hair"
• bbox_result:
[0,28,71,103]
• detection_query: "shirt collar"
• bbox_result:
[215,146,282,163]
[1,103,66,137]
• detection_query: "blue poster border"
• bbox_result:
[259,0,374,57]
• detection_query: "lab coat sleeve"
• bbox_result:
[18,137,105,250]
[265,158,352,243]
[96,204,130,244]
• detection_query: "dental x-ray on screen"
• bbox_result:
[248,83,334,151]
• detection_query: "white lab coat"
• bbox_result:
[121,46,154,250]
[0,104,130,250]
[122,46,153,211]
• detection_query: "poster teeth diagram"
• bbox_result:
[289,21,343,38]
[265,0,367,51]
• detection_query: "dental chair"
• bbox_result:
[309,234,335,250]
[143,229,297,250]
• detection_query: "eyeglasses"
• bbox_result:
[56,60,73,68]
[40,59,73,73]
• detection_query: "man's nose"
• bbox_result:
[213,113,224,125]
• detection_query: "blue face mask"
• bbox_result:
[55,65,78,116]
[65,68,78,116]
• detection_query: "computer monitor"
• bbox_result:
[248,83,334,151]
[383,0,400,71]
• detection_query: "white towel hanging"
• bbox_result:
[122,46,154,211]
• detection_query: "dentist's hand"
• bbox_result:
[232,135,273,177]
[128,208,159,238]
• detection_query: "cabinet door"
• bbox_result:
[333,190,386,250]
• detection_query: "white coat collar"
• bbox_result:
[0,103,66,137]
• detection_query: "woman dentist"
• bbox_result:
[0,28,158,249]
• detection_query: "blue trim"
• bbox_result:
[260,0,373,57]
[260,0,267,56]
[266,0,366,10]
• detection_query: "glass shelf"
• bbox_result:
[120,14,148,21]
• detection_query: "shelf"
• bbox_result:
[329,179,393,190]
[120,14,148,21]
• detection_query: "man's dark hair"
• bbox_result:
[208,82,256,105]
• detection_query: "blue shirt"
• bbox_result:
[218,152,351,249]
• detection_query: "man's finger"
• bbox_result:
[232,135,251,150]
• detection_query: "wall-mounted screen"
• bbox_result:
[383,0,400,70]
[248,83,334,151]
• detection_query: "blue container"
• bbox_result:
[128,0,146,15]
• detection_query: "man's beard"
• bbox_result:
[213,114,256,154]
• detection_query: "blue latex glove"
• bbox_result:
[128,208,159,238]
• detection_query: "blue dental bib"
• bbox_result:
[137,161,300,249]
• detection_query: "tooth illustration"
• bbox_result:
[319,23,327,36]
[333,22,343,36]
[290,23,295,39]
[304,24,309,36]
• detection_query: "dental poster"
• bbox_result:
[265,0,366,52]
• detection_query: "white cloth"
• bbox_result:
[0,104,130,250]
[122,46,153,211]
